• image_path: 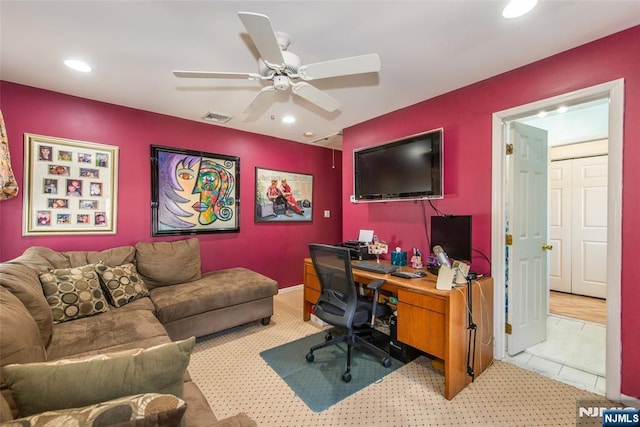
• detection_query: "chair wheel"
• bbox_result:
[324,333,333,341]
[382,357,392,368]
[342,372,352,382]
[306,352,314,363]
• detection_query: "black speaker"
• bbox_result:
[389,315,421,363]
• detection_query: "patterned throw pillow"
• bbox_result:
[1,393,186,427]
[95,262,150,307]
[39,264,109,324]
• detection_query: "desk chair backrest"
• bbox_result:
[308,244,358,330]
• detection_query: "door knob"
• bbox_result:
[542,244,553,251]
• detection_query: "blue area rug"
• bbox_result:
[260,329,403,412]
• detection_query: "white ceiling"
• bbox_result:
[519,98,609,146]
[1,1,638,150]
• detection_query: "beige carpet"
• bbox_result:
[188,287,612,426]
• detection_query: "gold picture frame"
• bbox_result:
[23,134,118,235]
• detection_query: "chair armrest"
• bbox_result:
[365,279,385,327]
[366,279,385,291]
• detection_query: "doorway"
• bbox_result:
[491,79,624,401]
[511,108,608,393]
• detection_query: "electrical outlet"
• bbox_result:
[324,210,330,218]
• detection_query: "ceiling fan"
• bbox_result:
[173,12,381,115]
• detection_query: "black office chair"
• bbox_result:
[306,244,392,382]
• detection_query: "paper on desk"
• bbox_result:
[358,229,374,243]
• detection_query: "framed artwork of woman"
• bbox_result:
[151,145,239,236]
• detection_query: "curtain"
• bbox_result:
[0,110,19,200]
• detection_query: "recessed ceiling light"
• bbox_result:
[282,115,295,124]
[537,111,547,118]
[502,0,538,19]
[64,59,92,73]
[557,106,568,114]
[303,131,315,138]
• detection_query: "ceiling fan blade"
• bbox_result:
[173,71,261,80]
[298,54,381,80]
[243,86,277,115]
[291,82,341,112]
[238,12,285,70]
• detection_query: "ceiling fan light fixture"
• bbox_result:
[502,0,538,19]
[273,75,290,91]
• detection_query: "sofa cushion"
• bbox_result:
[7,246,137,273]
[1,393,186,427]
[7,247,68,273]
[45,303,167,361]
[39,264,109,323]
[95,262,150,307]
[0,392,11,422]
[0,288,46,371]
[62,245,137,268]
[150,268,278,324]
[135,239,202,289]
[0,263,53,346]
[2,337,195,417]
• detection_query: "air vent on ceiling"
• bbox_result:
[311,131,343,149]
[202,111,233,124]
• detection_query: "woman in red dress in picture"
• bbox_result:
[267,179,292,217]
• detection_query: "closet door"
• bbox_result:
[571,155,608,298]
[549,160,572,293]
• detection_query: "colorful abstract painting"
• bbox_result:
[151,145,239,235]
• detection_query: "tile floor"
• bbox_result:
[504,314,606,395]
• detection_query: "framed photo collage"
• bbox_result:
[23,134,119,235]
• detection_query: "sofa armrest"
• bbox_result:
[210,412,257,427]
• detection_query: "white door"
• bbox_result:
[571,155,608,298]
[549,160,572,293]
[507,122,549,356]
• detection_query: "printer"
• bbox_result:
[338,229,376,260]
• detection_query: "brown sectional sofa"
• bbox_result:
[0,238,279,426]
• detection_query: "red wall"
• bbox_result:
[0,82,343,288]
[342,26,640,397]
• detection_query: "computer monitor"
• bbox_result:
[431,215,472,263]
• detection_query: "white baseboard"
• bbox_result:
[278,284,303,294]
[621,393,640,407]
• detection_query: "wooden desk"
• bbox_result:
[303,258,493,400]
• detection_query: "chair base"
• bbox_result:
[306,327,392,382]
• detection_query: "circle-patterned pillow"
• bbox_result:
[39,264,109,324]
[95,262,149,307]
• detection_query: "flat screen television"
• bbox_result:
[431,215,472,263]
[353,128,443,202]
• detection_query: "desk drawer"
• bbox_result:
[304,287,320,305]
[398,289,445,313]
[305,271,321,292]
[397,301,445,359]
